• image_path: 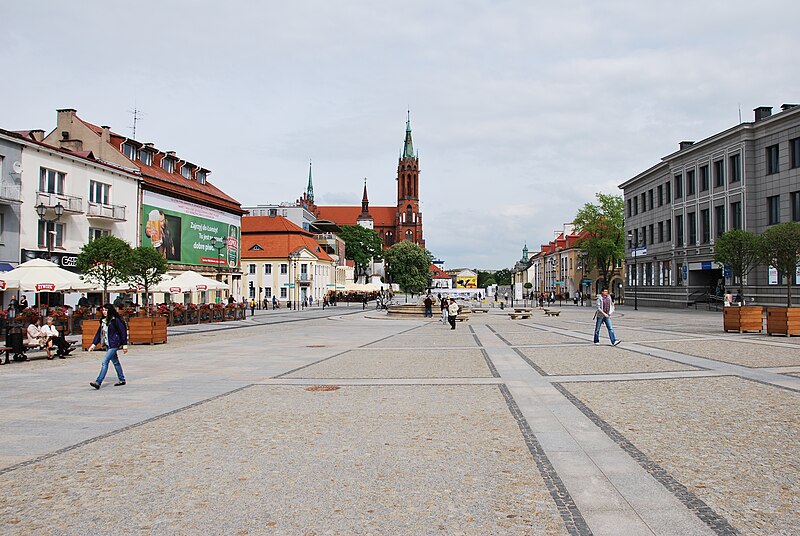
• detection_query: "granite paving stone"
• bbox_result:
[642,339,800,368]
[517,345,698,376]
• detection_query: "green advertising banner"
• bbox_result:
[141,191,240,268]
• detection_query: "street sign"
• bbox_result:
[632,247,647,257]
[723,264,731,278]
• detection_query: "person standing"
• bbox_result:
[440,296,449,325]
[273,295,278,309]
[17,295,28,313]
[249,299,256,316]
[723,291,733,307]
[89,304,128,389]
[594,288,620,346]
[447,299,459,330]
[423,294,433,318]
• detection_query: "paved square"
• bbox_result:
[516,345,699,376]
[641,339,800,368]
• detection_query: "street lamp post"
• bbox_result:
[211,236,226,303]
[289,253,299,310]
[627,230,638,311]
[36,202,65,261]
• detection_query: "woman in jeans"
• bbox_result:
[89,304,129,389]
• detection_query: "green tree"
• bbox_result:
[713,229,761,300]
[384,241,433,293]
[573,193,624,289]
[338,225,383,281]
[477,271,496,288]
[127,246,169,308]
[759,222,800,307]
[77,235,132,304]
[493,269,512,286]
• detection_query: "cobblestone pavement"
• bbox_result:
[0,304,798,535]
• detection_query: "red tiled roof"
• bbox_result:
[241,215,310,235]
[430,263,451,279]
[241,233,332,261]
[315,206,397,227]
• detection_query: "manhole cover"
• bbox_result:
[305,385,341,392]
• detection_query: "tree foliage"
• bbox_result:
[127,246,169,306]
[713,229,761,299]
[477,271,496,288]
[759,222,800,307]
[384,241,433,293]
[77,235,132,303]
[572,193,624,289]
[493,269,512,286]
[338,225,383,280]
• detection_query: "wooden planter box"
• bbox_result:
[128,316,168,345]
[723,306,764,333]
[82,319,100,350]
[766,307,800,336]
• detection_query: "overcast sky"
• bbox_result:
[3,1,799,269]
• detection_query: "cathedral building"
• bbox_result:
[298,113,425,249]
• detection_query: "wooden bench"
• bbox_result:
[472,308,488,313]
[508,313,531,320]
[543,309,561,317]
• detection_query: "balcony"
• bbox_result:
[86,201,127,221]
[36,191,83,214]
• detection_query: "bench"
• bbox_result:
[543,309,561,317]
[472,308,488,313]
[455,315,469,322]
[508,313,531,320]
[514,308,532,313]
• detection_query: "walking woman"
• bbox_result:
[89,304,128,389]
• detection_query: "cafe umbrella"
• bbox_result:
[0,258,95,308]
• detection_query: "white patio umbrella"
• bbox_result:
[0,259,95,292]
[151,270,227,294]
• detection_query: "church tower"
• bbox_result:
[396,112,424,247]
[356,179,374,229]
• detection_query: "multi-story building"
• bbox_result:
[620,104,800,308]
[241,215,334,307]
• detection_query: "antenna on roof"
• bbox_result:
[127,104,145,139]
[738,103,742,124]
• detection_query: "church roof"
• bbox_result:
[315,205,397,227]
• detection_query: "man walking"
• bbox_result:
[594,288,620,346]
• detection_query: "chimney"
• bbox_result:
[679,141,695,150]
[754,106,772,122]
[29,130,45,142]
[780,103,798,112]
[100,126,111,144]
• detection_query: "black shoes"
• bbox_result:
[114,381,126,386]
[90,382,100,389]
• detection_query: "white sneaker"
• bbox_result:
[612,340,621,346]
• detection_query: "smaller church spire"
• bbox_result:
[361,178,369,208]
[402,110,415,159]
[522,243,529,261]
[306,159,314,202]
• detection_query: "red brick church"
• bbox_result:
[297,113,425,249]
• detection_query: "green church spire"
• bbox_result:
[402,110,416,159]
[306,159,314,202]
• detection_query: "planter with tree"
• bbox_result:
[713,229,764,333]
[760,222,800,336]
[125,246,169,344]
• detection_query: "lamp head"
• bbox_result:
[36,203,47,219]
[54,202,64,218]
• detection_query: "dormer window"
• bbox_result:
[139,150,152,166]
[181,164,192,179]
[162,158,174,173]
[197,170,207,184]
[122,142,137,161]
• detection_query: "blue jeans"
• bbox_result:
[96,347,125,385]
[424,305,432,317]
[594,315,617,344]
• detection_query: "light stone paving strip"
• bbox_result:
[281,348,494,379]
[0,385,569,535]
[560,377,800,536]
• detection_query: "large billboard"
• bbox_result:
[141,191,240,269]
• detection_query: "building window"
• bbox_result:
[730,201,742,230]
[687,212,697,245]
[641,193,646,212]
[248,264,256,275]
[38,221,64,248]
[181,165,192,179]
[686,170,696,196]
[701,209,710,244]
[699,165,709,192]
[641,226,647,246]
[767,195,780,225]
[665,181,671,204]
[280,263,288,274]
[648,224,654,245]
[89,227,110,241]
[657,185,663,207]
[676,215,684,246]
[122,142,137,161]
[197,170,207,184]
[674,174,683,199]
[715,205,725,238]
[766,144,780,175]
[633,197,638,215]
[264,264,272,274]
[301,263,308,275]
[713,159,724,187]
[729,154,741,182]
[666,219,672,242]
[648,190,653,210]
[88,180,110,205]
[39,167,65,194]
[792,191,800,222]
[791,138,800,169]
[139,150,152,166]
[264,287,272,298]
[658,221,664,243]
[627,199,632,217]
[162,158,174,173]
[280,287,287,298]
